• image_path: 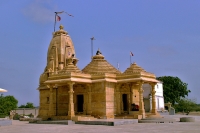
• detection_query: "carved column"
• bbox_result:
[86,84,92,115]
[130,83,134,110]
[47,85,54,117]
[151,83,157,114]
[138,82,145,118]
[68,82,75,119]
[116,83,121,115]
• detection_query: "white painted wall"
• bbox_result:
[13,108,39,117]
[142,82,165,111]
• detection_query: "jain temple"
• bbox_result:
[38,25,164,120]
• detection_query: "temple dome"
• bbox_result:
[123,62,156,79]
[46,25,78,71]
[123,62,146,74]
[82,49,121,74]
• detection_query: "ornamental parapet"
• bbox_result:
[49,72,91,79]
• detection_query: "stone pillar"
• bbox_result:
[130,84,134,111]
[128,93,131,112]
[150,83,157,114]
[68,82,75,119]
[86,84,92,115]
[47,85,54,117]
[131,86,134,104]
[116,84,121,115]
[138,82,145,118]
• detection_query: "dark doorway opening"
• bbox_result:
[122,94,128,111]
[77,95,84,112]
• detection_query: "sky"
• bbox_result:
[0,0,200,106]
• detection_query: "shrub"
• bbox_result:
[13,113,20,120]
[0,113,6,118]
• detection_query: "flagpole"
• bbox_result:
[117,62,119,70]
[130,55,131,65]
[54,12,57,32]
[90,37,95,61]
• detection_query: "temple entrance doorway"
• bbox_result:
[122,94,128,111]
[77,95,84,112]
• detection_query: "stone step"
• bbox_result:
[76,119,138,126]
[36,120,75,125]
[138,118,176,123]
[72,116,97,121]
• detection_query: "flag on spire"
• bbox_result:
[130,51,134,56]
[55,11,64,14]
[56,15,61,21]
[54,11,74,32]
[66,12,74,17]
[55,11,74,17]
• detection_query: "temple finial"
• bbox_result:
[96,48,102,55]
[59,25,64,30]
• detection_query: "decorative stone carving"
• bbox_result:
[67,82,75,119]
[150,83,157,114]
[138,81,145,118]
[121,83,130,92]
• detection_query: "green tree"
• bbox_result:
[174,98,197,114]
[18,102,34,108]
[25,102,34,108]
[157,76,191,105]
[18,104,26,108]
[0,94,18,115]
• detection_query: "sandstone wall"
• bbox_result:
[57,86,69,116]
[105,82,115,118]
[39,88,49,117]
[91,82,106,116]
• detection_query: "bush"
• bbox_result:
[27,113,34,118]
[174,98,198,114]
[0,113,6,118]
[195,107,200,112]
[13,113,20,120]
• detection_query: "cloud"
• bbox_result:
[22,1,55,23]
[148,45,177,56]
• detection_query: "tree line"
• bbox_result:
[0,94,35,117]
[157,76,200,114]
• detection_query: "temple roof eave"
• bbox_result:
[92,78,117,83]
[44,76,158,85]
[44,77,118,84]
[49,72,91,80]
[117,77,159,83]
[117,72,156,80]
[44,78,92,84]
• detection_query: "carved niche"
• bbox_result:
[121,83,130,92]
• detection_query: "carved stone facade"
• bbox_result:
[38,25,160,120]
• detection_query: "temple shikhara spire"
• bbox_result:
[38,25,164,120]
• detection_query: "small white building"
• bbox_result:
[143,81,164,112]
